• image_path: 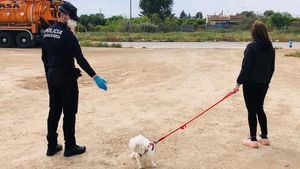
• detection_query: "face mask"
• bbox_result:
[67,19,77,30]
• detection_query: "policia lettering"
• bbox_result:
[44,28,63,39]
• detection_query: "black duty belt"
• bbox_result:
[48,67,75,73]
[48,67,82,78]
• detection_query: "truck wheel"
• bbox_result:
[0,32,15,48]
[16,32,32,48]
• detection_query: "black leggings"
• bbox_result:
[243,82,269,141]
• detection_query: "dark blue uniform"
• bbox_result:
[42,22,96,149]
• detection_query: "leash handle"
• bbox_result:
[153,91,235,145]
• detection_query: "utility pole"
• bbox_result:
[130,0,132,19]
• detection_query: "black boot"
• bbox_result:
[46,144,63,156]
[64,145,86,157]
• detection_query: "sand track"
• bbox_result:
[0,47,299,169]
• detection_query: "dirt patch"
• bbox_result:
[18,76,47,91]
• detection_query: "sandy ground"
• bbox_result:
[0,47,299,169]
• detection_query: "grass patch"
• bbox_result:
[77,30,300,42]
[80,40,122,48]
[274,47,283,50]
[285,51,300,58]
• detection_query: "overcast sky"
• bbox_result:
[67,0,300,17]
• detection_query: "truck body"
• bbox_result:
[0,0,62,48]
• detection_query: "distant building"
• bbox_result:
[229,15,243,24]
[206,11,243,29]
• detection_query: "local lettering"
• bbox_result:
[44,34,61,39]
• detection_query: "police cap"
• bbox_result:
[58,1,79,21]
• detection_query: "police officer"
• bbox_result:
[42,1,107,157]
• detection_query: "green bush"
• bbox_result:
[77,29,300,43]
[110,43,122,48]
[121,22,159,32]
[80,40,93,47]
[268,12,292,29]
[79,40,122,48]
[76,23,87,32]
[285,51,300,58]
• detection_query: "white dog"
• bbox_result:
[129,135,157,169]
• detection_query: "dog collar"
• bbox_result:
[139,149,149,157]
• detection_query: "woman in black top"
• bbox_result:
[233,21,275,148]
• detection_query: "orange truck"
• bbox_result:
[0,0,63,48]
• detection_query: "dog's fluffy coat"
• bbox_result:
[129,135,157,169]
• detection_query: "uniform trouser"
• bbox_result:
[46,71,79,149]
[243,81,269,140]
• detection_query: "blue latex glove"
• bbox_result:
[94,75,107,91]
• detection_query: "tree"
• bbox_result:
[240,11,256,18]
[139,0,174,20]
[76,23,87,32]
[149,13,162,25]
[79,13,106,31]
[195,12,203,19]
[131,16,151,24]
[268,12,292,29]
[239,11,257,29]
[263,10,275,18]
[163,16,180,31]
[180,10,187,18]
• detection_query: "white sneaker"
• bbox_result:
[242,138,259,148]
[258,138,270,146]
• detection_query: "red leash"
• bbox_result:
[150,91,235,149]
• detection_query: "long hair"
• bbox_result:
[251,21,271,45]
